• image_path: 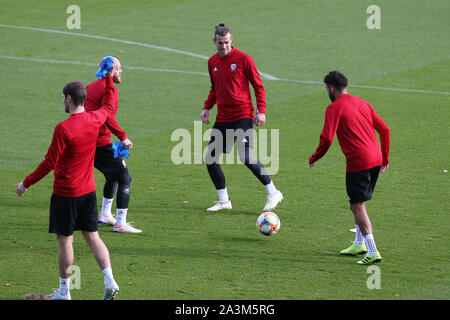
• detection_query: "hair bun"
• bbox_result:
[215,22,226,29]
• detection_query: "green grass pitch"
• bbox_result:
[0,0,449,300]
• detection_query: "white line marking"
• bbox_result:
[1,55,448,96]
[0,24,209,59]
[259,72,279,81]
[0,23,278,80]
[344,84,450,95]
[278,78,450,95]
[4,24,445,94]
[0,55,98,67]
[0,55,209,76]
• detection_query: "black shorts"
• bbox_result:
[346,166,381,204]
[208,118,254,154]
[94,144,129,178]
[49,191,98,236]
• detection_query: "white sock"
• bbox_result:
[116,208,128,226]
[354,225,364,246]
[102,267,115,288]
[217,188,229,202]
[100,197,114,217]
[264,181,277,195]
[364,234,378,254]
[59,277,70,295]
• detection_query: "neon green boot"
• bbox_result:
[357,251,382,265]
[340,243,367,256]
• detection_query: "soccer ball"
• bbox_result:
[256,212,280,236]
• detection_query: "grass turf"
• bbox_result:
[0,0,449,300]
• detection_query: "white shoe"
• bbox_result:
[113,222,142,233]
[102,283,119,300]
[206,200,232,211]
[48,288,71,300]
[263,190,283,211]
[98,214,116,226]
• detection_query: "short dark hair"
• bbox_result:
[63,80,87,106]
[324,71,348,90]
[214,23,231,37]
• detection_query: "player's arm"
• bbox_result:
[104,116,128,145]
[92,76,115,125]
[103,92,132,149]
[17,125,66,197]
[309,106,340,166]
[244,55,267,126]
[372,108,390,173]
[201,60,217,124]
[106,119,132,149]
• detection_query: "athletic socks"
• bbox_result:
[217,188,229,202]
[354,225,364,246]
[116,208,128,226]
[59,277,70,295]
[264,181,277,195]
[364,233,378,254]
[100,197,114,217]
[216,183,277,201]
[102,267,116,288]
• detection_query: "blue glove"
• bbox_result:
[112,141,130,159]
[94,56,114,79]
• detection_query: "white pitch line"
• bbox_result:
[278,78,450,95]
[124,65,208,76]
[0,55,209,77]
[0,55,98,67]
[0,23,278,80]
[4,24,446,94]
[0,24,209,60]
[345,84,450,95]
[2,55,449,96]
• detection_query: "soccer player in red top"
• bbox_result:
[85,56,141,233]
[309,71,390,265]
[15,75,120,300]
[201,23,283,212]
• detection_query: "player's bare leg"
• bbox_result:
[82,231,111,269]
[48,234,74,300]
[57,234,74,278]
[350,202,372,235]
[349,202,381,264]
[82,231,119,299]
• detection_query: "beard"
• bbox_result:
[328,91,336,102]
[113,74,121,84]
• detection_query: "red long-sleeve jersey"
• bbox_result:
[85,78,127,147]
[203,47,266,122]
[309,93,390,172]
[23,77,115,197]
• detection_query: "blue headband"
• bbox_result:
[94,56,114,79]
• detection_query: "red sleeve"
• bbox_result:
[309,105,340,164]
[203,60,216,110]
[23,124,66,188]
[244,55,266,114]
[104,89,127,141]
[372,108,390,165]
[90,77,115,125]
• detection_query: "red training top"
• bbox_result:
[23,77,115,197]
[84,78,127,147]
[309,93,390,172]
[203,47,266,122]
